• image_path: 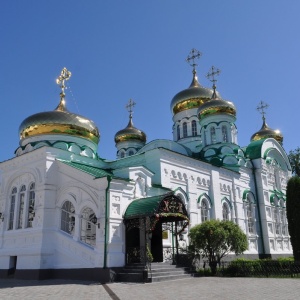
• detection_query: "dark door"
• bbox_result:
[151,222,163,262]
[126,227,141,263]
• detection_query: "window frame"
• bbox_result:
[61,201,76,236]
[183,122,187,138]
[191,120,197,137]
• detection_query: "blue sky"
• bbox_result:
[0,1,299,162]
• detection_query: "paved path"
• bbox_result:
[0,277,300,300]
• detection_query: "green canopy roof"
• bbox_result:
[124,194,169,219]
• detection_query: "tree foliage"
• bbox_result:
[286,176,300,261]
[288,147,300,176]
[189,220,248,274]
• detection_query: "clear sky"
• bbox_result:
[0,1,299,162]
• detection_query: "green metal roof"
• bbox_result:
[124,194,170,219]
[59,160,113,178]
[245,139,265,159]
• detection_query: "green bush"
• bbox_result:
[222,258,297,277]
[196,268,212,276]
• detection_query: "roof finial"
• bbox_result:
[126,99,136,127]
[56,67,72,111]
[257,101,269,124]
[206,66,221,99]
[186,48,202,74]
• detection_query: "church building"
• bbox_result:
[0,49,292,281]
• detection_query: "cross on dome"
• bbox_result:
[206,66,221,86]
[206,66,221,98]
[186,48,202,72]
[257,101,269,121]
[126,99,136,117]
[55,67,72,111]
[56,67,72,95]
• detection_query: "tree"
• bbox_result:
[288,147,300,176]
[286,176,300,261]
[189,220,248,274]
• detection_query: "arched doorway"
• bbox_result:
[124,192,189,265]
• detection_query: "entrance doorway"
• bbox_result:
[8,256,17,277]
[124,192,189,265]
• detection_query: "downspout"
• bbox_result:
[252,165,266,256]
[104,175,112,269]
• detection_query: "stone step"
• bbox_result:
[150,273,190,283]
[151,268,187,274]
[116,262,191,283]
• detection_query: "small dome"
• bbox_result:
[197,92,236,121]
[250,117,283,144]
[19,100,100,144]
[170,71,220,115]
[114,116,146,144]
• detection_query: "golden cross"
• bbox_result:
[56,67,72,96]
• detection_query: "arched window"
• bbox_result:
[128,150,134,156]
[27,183,35,228]
[222,203,230,221]
[80,207,97,247]
[222,125,228,142]
[246,203,254,234]
[120,151,125,158]
[183,122,187,138]
[61,201,75,236]
[201,200,209,222]
[17,185,26,229]
[177,125,180,140]
[8,187,17,230]
[192,120,197,137]
[210,127,216,144]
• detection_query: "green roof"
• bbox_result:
[245,139,265,159]
[59,160,113,178]
[124,194,170,219]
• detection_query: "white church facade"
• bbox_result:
[0,51,292,281]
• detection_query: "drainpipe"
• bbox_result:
[252,165,266,256]
[104,175,112,269]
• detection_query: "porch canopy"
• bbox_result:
[123,192,189,232]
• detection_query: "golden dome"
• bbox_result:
[250,117,283,144]
[197,91,236,120]
[19,99,100,144]
[170,71,220,115]
[114,116,146,144]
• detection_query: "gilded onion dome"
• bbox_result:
[19,68,100,144]
[114,115,146,144]
[197,87,236,120]
[250,116,283,144]
[170,70,220,115]
[19,100,100,144]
